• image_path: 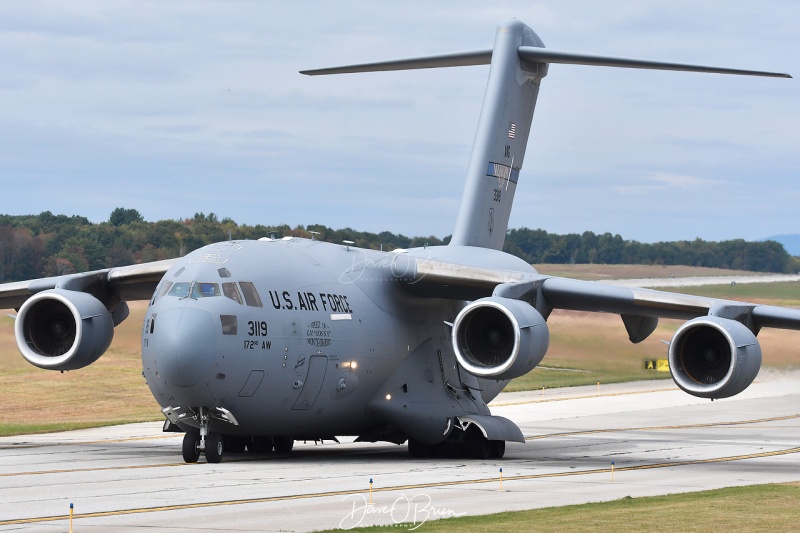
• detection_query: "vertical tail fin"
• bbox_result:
[449,20,547,250]
[301,19,548,251]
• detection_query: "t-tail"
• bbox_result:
[302,19,790,250]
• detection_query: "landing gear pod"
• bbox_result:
[452,297,549,380]
[668,316,761,399]
[15,289,114,371]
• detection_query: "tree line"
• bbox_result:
[0,209,796,283]
[505,228,798,273]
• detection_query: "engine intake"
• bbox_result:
[15,289,114,371]
[452,297,549,380]
[668,316,761,399]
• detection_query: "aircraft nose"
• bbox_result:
[153,307,217,387]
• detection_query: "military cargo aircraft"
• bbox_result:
[1,19,795,463]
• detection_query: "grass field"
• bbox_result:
[1,265,798,435]
[534,263,761,281]
[0,303,162,436]
[656,281,800,307]
[319,482,800,532]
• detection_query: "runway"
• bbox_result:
[2,371,799,532]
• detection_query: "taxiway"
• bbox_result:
[1,371,799,531]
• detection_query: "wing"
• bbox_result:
[538,276,800,334]
[0,258,176,311]
[395,256,800,339]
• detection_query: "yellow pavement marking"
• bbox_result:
[526,413,800,440]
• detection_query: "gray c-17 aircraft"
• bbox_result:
[1,19,796,463]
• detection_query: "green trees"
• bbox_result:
[504,228,798,273]
[109,208,144,227]
[0,209,796,282]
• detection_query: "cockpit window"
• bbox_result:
[164,281,244,301]
[192,282,221,298]
[222,282,243,304]
[151,281,173,305]
[240,281,263,307]
[168,282,191,298]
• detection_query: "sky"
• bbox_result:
[1,1,798,243]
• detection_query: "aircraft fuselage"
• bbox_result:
[142,237,534,440]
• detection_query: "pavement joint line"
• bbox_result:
[490,387,677,407]
[0,433,181,451]
[0,461,191,478]
[2,445,799,527]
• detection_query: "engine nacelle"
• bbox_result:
[668,316,761,399]
[452,297,549,381]
[15,289,114,371]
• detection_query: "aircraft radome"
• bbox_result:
[1,19,795,463]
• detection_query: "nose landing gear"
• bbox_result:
[163,405,239,464]
[182,431,201,463]
[180,407,225,463]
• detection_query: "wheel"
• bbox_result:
[436,441,461,459]
[182,431,201,463]
[466,427,490,459]
[408,439,432,458]
[205,432,224,463]
[247,436,274,453]
[489,440,506,459]
[273,436,294,454]
[224,435,247,453]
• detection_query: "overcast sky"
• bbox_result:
[1,1,797,243]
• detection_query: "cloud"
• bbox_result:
[616,172,722,194]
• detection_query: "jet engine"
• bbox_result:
[15,289,114,371]
[668,316,761,399]
[452,297,549,380]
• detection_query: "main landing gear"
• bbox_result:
[181,433,295,463]
[408,426,506,459]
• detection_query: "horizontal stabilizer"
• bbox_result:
[517,46,792,78]
[300,50,491,76]
[302,46,791,79]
